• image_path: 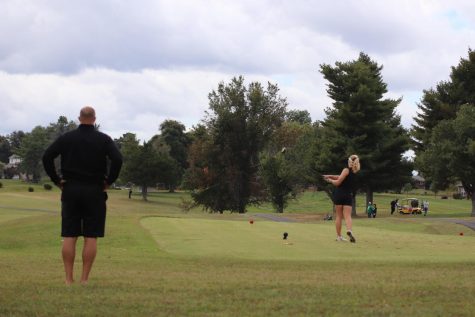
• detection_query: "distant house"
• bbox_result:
[455,182,467,198]
[8,154,22,166]
[412,175,426,189]
[3,155,22,179]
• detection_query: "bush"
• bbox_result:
[28,187,34,192]
[402,183,412,194]
[441,195,448,199]
[179,198,196,213]
[453,193,464,200]
[43,183,53,190]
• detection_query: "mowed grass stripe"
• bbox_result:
[142,217,475,263]
[0,209,46,224]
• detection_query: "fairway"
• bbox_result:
[2,181,475,316]
[143,217,475,263]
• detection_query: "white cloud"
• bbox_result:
[0,68,230,140]
[0,0,474,141]
[0,68,328,141]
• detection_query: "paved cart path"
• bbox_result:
[253,212,475,232]
[446,219,475,231]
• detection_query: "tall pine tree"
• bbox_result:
[318,52,412,211]
[412,49,475,154]
[413,49,475,214]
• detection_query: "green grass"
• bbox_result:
[1,179,475,316]
[142,217,475,262]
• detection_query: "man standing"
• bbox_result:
[42,106,122,285]
[390,199,398,215]
[423,200,429,216]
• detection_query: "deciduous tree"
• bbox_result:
[8,131,25,152]
[0,135,12,163]
[419,105,475,215]
[17,126,50,182]
[118,133,178,200]
[259,121,313,212]
[152,120,191,192]
[188,76,287,213]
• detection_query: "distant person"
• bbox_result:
[128,187,132,199]
[411,199,419,208]
[323,154,361,243]
[423,200,429,216]
[390,199,398,215]
[373,203,378,218]
[367,202,375,218]
[42,106,123,285]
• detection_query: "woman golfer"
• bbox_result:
[323,154,360,243]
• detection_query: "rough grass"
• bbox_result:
[1,179,475,316]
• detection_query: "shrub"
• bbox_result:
[453,193,464,200]
[43,183,53,190]
[179,198,196,213]
[402,183,412,194]
[28,187,34,192]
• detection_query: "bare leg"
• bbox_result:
[343,206,355,242]
[80,237,97,284]
[335,205,343,237]
[62,237,78,285]
[343,206,352,232]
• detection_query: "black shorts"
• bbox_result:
[61,181,108,237]
[332,188,352,206]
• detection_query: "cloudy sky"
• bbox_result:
[1,0,474,142]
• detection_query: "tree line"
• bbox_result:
[1,50,474,215]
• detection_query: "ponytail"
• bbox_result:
[348,154,360,173]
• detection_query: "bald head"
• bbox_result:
[79,106,96,125]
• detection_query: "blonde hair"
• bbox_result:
[348,154,360,173]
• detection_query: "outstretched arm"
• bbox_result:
[324,168,349,187]
[322,175,339,180]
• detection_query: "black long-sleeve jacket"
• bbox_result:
[42,124,123,186]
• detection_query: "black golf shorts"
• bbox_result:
[61,181,108,237]
[332,188,352,206]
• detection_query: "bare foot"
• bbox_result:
[80,280,88,285]
[65,279,74,286]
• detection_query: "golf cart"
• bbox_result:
[398,198,422,215]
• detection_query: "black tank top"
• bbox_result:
[338,168,354,192]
